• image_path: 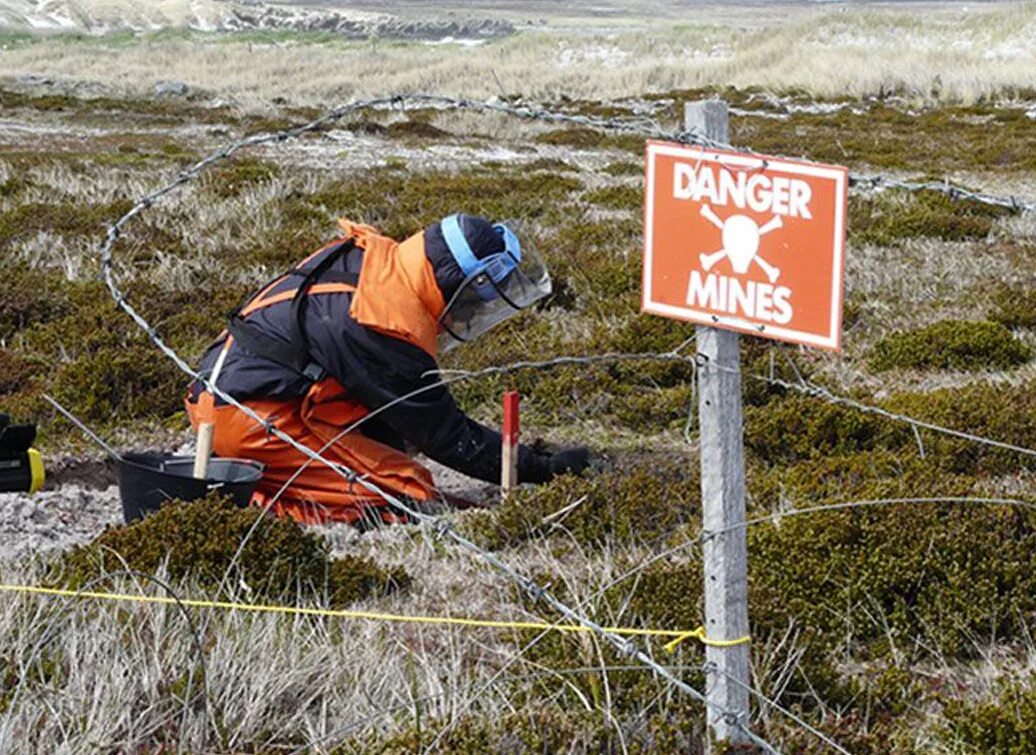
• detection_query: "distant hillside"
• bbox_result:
[0,0,514,39]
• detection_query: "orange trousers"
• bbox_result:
[186,378,437,525]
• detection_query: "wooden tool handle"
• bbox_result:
[194,341,230,481]
[193,422,214,480]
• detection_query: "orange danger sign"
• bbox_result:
[642,141,849,350]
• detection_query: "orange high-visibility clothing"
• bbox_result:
[187,218,556,525]
[187,221,446,525]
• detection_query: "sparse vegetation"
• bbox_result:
[55,494,410,606]
[989,283,1036,330]
[870,319,1032,371]
[850,189,1014,246]
[3,4,1036,106]
[466,458,699,550]
[1,14,1035,750]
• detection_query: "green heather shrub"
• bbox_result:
[240,115,298,136]
[0,172,31,197]
[0,199,134,247]
[733,103,1036,174]
[467,459,699,551]
[870,319,1031,371]
[9,285,181,426]
[883,380,1036,475]
[739,336,815,407]
[384,119,448,140]
[54,495,409,607]
[943,681,1036,753]
[849,189,1012,246]
[534,127,643,152]
[546,219,641,312]
[602,161,642,177]
[307,166,582,240]
[747,454,1036,658]
[611,383,694,431]
[748,448,940,504]
[444,310,699,432]
[746,503,1036,658]
[342,119,385,135]
[48,341,186,425]
[745,394,909,465]
[591,314,697,385]
[0,349,36,396]
[623,460,1036,660]
[203,156,280,198]
[841,293,866,333]
[0,266,75,342]
[124,281,252,354]
[583,184,641,212]
[517,157,578,173]
[989,283,1036,329]
[5,276,256,434]
[746,380,1036,475]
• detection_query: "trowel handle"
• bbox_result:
[193,423,214,480]
[193,341,230,481]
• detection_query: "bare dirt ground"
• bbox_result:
[0,483,121,562]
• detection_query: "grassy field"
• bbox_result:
[2,7,1036,752]
[1,3,1035,105]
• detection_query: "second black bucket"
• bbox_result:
[116,452,264,523]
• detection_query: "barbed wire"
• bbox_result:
[93,90,1036,751]
[704,496,1036,541]
[425,352,1036,462]
[371,94,1036,212]
[703,662,852,755]
[99,94,786,753]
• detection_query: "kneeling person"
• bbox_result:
[186,214,589,525]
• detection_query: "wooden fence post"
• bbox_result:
[686,99,752,748]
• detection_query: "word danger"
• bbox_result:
[687,271,792,325]
[673,162,813,219]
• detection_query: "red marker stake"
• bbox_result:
[501,391,520,498]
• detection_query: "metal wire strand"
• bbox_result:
[98,95,791,754]
[703,662,852,755]
[94,92,1036,752]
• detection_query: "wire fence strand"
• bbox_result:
[99,94,792,753]
[92,92,1036,752]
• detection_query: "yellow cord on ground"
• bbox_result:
[0,583,749,652]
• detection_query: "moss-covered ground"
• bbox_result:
[2,78,1036,752]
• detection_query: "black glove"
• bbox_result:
[547,446,591,478]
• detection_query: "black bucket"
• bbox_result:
[116,452,264,523]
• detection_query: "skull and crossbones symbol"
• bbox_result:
[697,204,783,284]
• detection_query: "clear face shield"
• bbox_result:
[438,221,552,352]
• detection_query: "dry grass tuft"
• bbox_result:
[0,4,1033,106]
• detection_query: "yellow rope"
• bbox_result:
[0,583,749,652]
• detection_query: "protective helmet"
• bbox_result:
[432,213,552,351]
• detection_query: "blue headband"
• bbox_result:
[441,214,521,282]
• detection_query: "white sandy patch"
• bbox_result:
[0,484,122,563]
